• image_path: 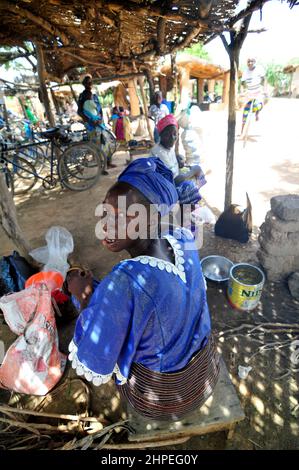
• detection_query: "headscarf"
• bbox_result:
[156,114,178,134]
[118,157,178,216]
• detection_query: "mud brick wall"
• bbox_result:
[257,195,299,281]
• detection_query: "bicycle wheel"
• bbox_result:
[7,155,38,195]
[18,145,47,174]
[57,142,103,191]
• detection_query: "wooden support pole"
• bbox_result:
[36,44,55,128]
[198,78,204,102]
[50,89,60,115]
[137,77,153,141]
[159,75,167,100]
[179,67,190,108]
[143,69,155,105]
[0,94,11,131]
[0,174,32,262]
[127,79,140,116]
[171,53,178,107]
[69,83,78,104]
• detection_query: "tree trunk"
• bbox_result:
[224,50,238,209]
[36,44,55,128]
[0,174,32,262]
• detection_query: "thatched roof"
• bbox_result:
[159,54,227,80]
[0,0,240,81]
[283,64,299,74]
[0,1,297,82]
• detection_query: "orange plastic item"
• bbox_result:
[25,271,64,292]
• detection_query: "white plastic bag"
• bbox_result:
[238,365,252,379]
[191,206,216,225]
[29,226,74,278]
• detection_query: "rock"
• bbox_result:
[257,248,299,281]
[271,195,299,221]
[264,211,299,233]
[288,272,299,300]
[258,232,299,256]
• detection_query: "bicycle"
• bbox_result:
[0,126,105,195]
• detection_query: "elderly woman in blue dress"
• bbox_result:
[67,158,219,420]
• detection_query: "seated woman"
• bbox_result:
[67,158,219,421]
[150,115,206,229]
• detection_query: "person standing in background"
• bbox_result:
[241,57,266,135]
[149,91,169,143]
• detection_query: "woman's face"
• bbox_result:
[100,186,149,253]
[159,125,178,149]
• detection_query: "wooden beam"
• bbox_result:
[157,18,166,55]
[58,50,114,68]
[36,44,55,128]
[0,1,69,45]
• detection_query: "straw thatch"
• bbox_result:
[0,0,240,81]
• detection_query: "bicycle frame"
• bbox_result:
[0,137,61,185]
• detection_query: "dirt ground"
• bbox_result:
[0,98,299,450]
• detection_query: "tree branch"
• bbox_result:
[220,34,230,55]
[0,0,70,45]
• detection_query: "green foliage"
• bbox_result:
[179,42,210,60]
[265,62,291,95]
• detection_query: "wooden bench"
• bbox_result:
[127,358,245,447]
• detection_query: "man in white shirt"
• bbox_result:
[241,57,266,134]
[149,91,170,143]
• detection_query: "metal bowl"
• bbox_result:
[201,255,234,283]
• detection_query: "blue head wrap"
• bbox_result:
[118,157,178,216]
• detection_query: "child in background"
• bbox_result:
[109,106,120,133]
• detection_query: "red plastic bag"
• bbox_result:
[0,285,66,395]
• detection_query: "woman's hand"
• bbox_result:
[66,269,94,309]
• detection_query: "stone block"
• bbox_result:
[258,232,299,256]
[271,195,299,221]
[257,248,299,275]
[288,272,299,300]
[264,211,299,233]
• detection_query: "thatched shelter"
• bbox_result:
[283,64,299,98]
[0,1,239,82]
[158,54,228,108]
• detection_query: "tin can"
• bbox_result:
[227,263,265,311]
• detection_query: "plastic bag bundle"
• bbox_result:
[0,286,66,395]
[29,226,74,278]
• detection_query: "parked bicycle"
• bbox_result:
[0,126,106,196]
